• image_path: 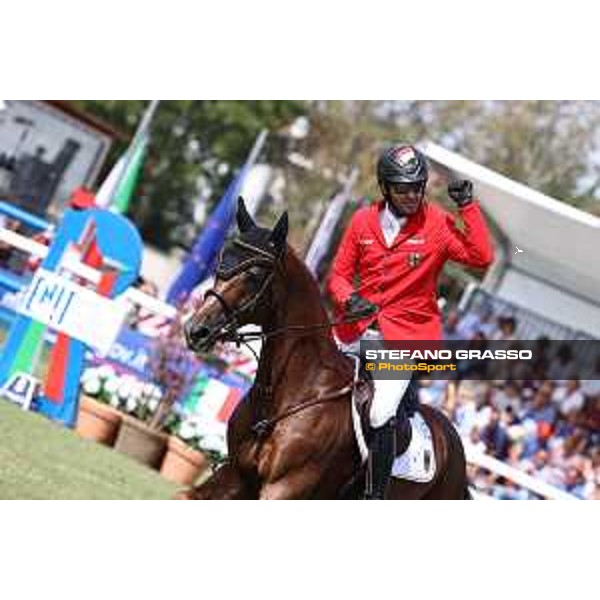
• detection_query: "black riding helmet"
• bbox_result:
[377,144,428,197]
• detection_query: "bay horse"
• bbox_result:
[177,198,470,499]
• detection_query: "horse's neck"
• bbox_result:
[255,250,339,400]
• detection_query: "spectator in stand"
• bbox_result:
[580,355,600,401]
[579,395,600,437]
[493,314,518,341]
[534,335,552,363]
[443,309,463,341]
[457,303,497,340]
[491,381,522,413]
[418,378,448,410]
[563,465,587,498]
[451,379,493,437]
[547,343,576,382]
[457,330,490,378]
[525,385,557,425]
[481,406,511,460]
[553,378,585,419]
[427,298,600,499]
[524,357,550,392]
[468,426,487,453]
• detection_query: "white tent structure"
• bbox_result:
[419,142,600,338]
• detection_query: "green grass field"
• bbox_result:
[0,400,178,500]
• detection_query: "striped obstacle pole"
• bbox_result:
[0,200,143,426]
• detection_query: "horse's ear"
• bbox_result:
[236,196,256,233]
[270,211,288,250]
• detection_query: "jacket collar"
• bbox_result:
[368,199,428,248]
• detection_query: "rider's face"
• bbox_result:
[385,182,424,216]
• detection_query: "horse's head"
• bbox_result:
[184,197,288,353]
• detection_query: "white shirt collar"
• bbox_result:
[380,203,406,247]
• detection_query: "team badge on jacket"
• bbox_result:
[408,253,421,268]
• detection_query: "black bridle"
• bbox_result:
[195,237,371,442]
[204,239,280,345]
[195,238,375,358]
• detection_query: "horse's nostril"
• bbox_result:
[188,323,211,342]
[184,320,210,349]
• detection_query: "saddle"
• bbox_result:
[349,353,436,483]
[346,354,415,460]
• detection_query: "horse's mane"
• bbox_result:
[280,245,332,329]
[286,244,325,310]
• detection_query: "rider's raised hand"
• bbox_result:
[345,292,378,319]
[448,179,474,207]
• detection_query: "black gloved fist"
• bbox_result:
[345,292,378,320]
[448,179,474,207]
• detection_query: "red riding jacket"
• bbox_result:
[327,199,494,343]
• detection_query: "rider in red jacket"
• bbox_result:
[328,143,494,498]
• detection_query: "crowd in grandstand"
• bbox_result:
[419,304,600,499]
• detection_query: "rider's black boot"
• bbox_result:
[365,418,397,500]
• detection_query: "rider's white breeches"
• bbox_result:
[336,331,412,429]
[369,377,412,428]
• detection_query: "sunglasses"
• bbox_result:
[387,182,424,195]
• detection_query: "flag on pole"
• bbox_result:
[111,134,149,214]
[166,130,268,306]
[166,163,249,305]
[304,167,358,276]
[95,152,126,208]
[95,100,159,212]
[96,134,148,210]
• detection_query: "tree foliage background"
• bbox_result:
[73,100,304,249]
[73,100,600,252]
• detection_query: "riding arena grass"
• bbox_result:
[0,400,177,500]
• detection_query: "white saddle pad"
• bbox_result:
[391,412,436,483]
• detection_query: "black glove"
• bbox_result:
[448,179,474,207]
[345,292,378,320]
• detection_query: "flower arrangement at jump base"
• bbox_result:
[111,310,213,483]
[81,365,163,421]
[81,365,163,419]
[164,409,228,468]
[76,364,163,447]
[77,309,222,484]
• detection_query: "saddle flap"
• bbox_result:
[391,413,436,483]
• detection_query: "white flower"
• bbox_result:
[82,377,101,396]
[178,421,196,441]
[147,397,159,412]
[142,382,156,397]
[103,377,119,395]
[201,434,227,455]
[117,381,132,400]
[125,396,138,413]
[109,395,120,408]
[81,367,99,384]
[130,381,145,399]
